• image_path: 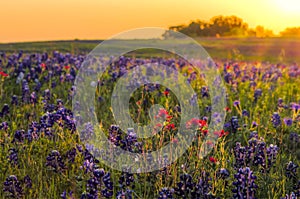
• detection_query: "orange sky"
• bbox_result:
[1,0,300,42]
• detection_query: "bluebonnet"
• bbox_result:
[224,122,231,129]
[232,167,258,199]
[80,171,113,198]
[118,171,135,188]
[201,86,209,98]
[278,98,284,106]
[121,129,141,152]
[254,89,262,102]
[82,157,98,174]
[158,187,174,199]
[94,168,105,179]
[281,192,297,199]
[85,177,100,199]
[11,95,18,105]
[12,130,25,143]
[61,191,74,199]
[283,118,293,126]
[174,173,194,197]
[22,175,32,188]
[108,126,142,153]
[3,175,23,198]
[291,103,300,112]
[266,144,279,168]
[103,172,114,191]
[192,171,216,198]
[205,106,212,113]
[27,121,40,142]
[34,81,42,92]
[233,64,241,77]
[116,189,133,199]
[102,188,114,198]
[234,142,247,168]
[21,81,30,103]
[46,150,66,172]
[233,100,240,107]
[8,148,18,166]
[57,99,64,107]
[231,116,239,133]
[217,168,230,179]
[30,92,37,104]
[249,81,256,88]
[43,89,51,100]
[224,72,233,84]
[271,112,281,128]
[234,134,279,171]
[1,104,10,117]
[65,147,77,163]
[249,131,258,139]
[286,161,298,179]
[0,121,8,131]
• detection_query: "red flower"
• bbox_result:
[163,90,169,96]
[166,115,173,122]
[41,63,46,68]
[202,129,208,136]
[166,123,175,130]
[209,156,217,163]
[0,71,8,77]
[158,109,169,117]
[225,107,231,112]
[199,120,207,127]
[213,130,229,138]
[186,118,207,129]
[64,65,70,70]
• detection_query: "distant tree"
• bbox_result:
[247,28,256,37]
[264,29,274,38]
[209,15,248,37]
[280,27,300,37]
[162,15,279,38]
[163,15,249,38]
[255,26,265,38]
[246,26,274,38]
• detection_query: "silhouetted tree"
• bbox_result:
[162,15,280,38]
[163,15,249,38]
[280,27,300,37]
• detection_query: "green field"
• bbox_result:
[1,36,300,198]
[1,37,300,63]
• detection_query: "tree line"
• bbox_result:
[163,15,300,38]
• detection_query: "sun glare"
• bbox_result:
[275,0,300,13]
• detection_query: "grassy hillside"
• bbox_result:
[1,37,300,63]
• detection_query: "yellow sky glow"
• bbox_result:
[1,0,300,42]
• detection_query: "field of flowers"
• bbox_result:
[0,49,299,199]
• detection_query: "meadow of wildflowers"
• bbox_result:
[0,50,299,199]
